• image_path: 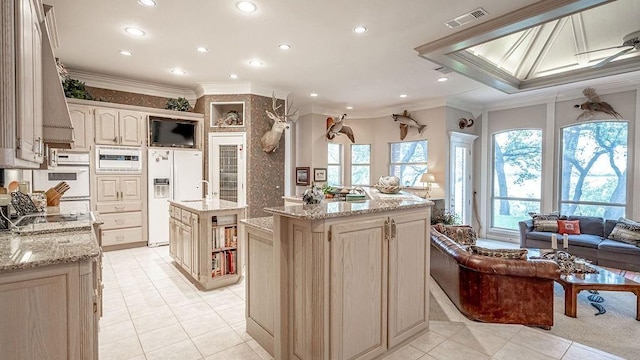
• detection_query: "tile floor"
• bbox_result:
[100,244,623,360]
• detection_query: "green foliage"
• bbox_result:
[431,209,460,225]
[62,78,93,100]
[166,97,192,112]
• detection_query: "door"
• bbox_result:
[190,214,199,278]
[181,222,192,273]
[449,132,478,225]
[96,176,119,202]
[68,105,93,151]
[173,150,203,201]
[120,176,141,201]
[120,111,143,146]
[330,218,388,360]
[95,109,119,145]
[209,133,246,205]
[169,217,177,259]
[387,212,429,347]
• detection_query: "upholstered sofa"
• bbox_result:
[430,229,560,328]
[519,215,640,272]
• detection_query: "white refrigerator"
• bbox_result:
[148,149,203,247]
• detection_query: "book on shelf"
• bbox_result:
[211,225,238,250]
[211,249,237,278]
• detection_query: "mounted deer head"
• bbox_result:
[260,93,298,153]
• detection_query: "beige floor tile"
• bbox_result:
[464,322,522,340]
[131,311,179,334]
[203,343,262,360]
[180,312,229,338]
[144,339,203,360]
[191,327,245,357]
[427,339,491,360]
[417,354,438,360]
[382,344,425,359]
[409,330,447,353]
[231,321,252,341]
[138,323,190,353]
[98,336,144,360]
[204,290,244,311]
[562,343,624,360]
[246,339,273,360]
[123,288,164,305]
[492,342,555,360]
[448,326,510,356]
[99,319,137,345]
[127,302,172,319]
[100,307,132,328]
[511,327,571,359]
[215,305,246,325]
[119,280,156,296]
[427,321,466,338]
[164,291,205,309]
[171,300,216,322]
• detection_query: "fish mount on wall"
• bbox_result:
[326,114,355,143]
[392,110,426,140]
[574,87,622,122]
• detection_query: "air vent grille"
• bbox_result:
[445,7,488,29]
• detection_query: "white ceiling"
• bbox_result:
[46,0,640,116]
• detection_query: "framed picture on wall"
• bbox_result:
[296,167,310,186]
[314,168,327,182]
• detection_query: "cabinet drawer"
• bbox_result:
[102,227,143,246]
[101,212,142,230]
[96,202,142,214]
[180,210,191,224]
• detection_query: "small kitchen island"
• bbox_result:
[168,199,247,290]
[257,191,432,360]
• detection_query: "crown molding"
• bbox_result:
[195,82,290,100]
[67,69,198,103]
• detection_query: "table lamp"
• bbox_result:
[420,173,436,198]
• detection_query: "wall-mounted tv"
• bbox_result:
[149,117,196,148]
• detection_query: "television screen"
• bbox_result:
[150,117,196,148]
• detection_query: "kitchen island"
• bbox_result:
[256,192,432,359]
[168,199,247,290]
[0,211,102,360]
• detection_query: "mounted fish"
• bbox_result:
[260,93,297,153]
[326,114,355,143]
[392,110,426,140]
[574,87,622,122]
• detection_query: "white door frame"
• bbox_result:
[449,131,478,225]
[208,132,247,206]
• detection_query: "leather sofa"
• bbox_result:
[519,215,640,272]
[431,230,560,328]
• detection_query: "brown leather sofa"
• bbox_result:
[431,230,560,328]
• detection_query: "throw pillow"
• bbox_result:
[434,224,477,245]
[607,217,640,247]
[558,220,581,235]
[468,246,528,260]
[529,211,561,232]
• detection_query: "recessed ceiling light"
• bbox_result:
[248,59,263,67]
[124,27,145,36]
[229,74,238,79]
[171,69,186,75]
[437,77,449,82]
[310,93,318,97]
[196,46,208,53]
[346,106,353,110]
[236,1,256,13]
[399,94,408,98]
[279,44,291,50]
[118,50,132,56]
[353,26,367,34]
[138,0,156,7]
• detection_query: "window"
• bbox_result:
[560,121,627,219]
[351,144,371,186]
[389,140,427,187]
[491,129,542,230]
[327,143,342,186]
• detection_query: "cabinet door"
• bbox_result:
[68,104,93,151]
[94,108,119,145]
[120,176,141,201]
[330,218,388,360]
[169,218,177,260]
[181,222,193,274]
[96,176,119,202]
[119,111,143,146]
[387,212,429,348]
[176,224,183,262]
[190,214,199,278]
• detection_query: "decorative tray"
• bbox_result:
[373,185,402,194]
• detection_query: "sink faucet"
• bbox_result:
[200,180,211,201]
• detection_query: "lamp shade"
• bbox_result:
[420,173,435,183]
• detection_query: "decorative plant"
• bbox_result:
[62,78,93,100]
[431,208,461,225]
[166,97,192,112]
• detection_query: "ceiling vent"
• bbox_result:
[445,8,488,28]
[434,66,452,74]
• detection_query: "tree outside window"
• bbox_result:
[351,144,371,186]
[389,140,427,187]
[492,129,542,230]
[560,121,627,219]
[327,143,342,186]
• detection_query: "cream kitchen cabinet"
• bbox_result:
[96,175,141,202]
[95,175,144,249]
[0,0,45,167]
[169,206,200,278]
[67,104,94,151]
[95,108,144,146]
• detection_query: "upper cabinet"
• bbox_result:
[0,0,45,167]
[67,104,93,151]
[95,109,144,146]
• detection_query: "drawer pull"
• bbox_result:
[116,235,125,241]
[114,206,125,211]
[115,219,126,225]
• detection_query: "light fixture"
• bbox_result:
[138,0,157,7]
[279,44,291,50]
[310,93,318,97]
[196,46,208,53]
[346,106,353,110]
[248,59,263,67]
[124,27,145,36]
[353,25,367,34]
[236,1,256,13]
[399,94,408,98]
[229,74,238,79]
[118,50,133,56]
[420,173,436,198]
[171,68,186,75]
[437,77,449,82]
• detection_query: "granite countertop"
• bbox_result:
[240,216,273,233]
[170,199,247,212]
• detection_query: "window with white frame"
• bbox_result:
[327,143,342,186]
[389,140,428,187]
[491,129,542,230]
[351,144,371,186]
[560,121,627,219]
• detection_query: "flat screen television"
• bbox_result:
[149,117,196,148]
